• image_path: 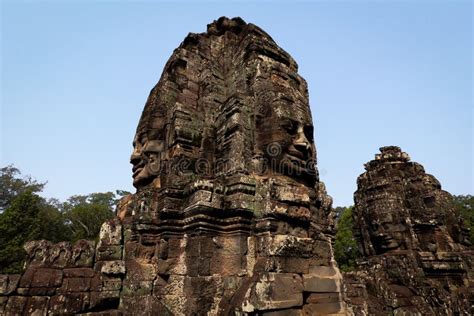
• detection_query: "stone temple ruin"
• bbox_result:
[0,17,346,315]
[0,17,472,315]
[344,146,472,315]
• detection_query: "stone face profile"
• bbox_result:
[344,146,473,315]
[1,17,471,316]
[0,17,347,315]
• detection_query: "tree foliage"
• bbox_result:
[0,165,128,273]
[453,195,474,244]
[62,192,122,241]
[0,191,68,273]
[334,206,361,271]
[0,165,45,212]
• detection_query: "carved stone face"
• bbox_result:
[130,132,164,188]
[262,95,316,184]
[367,209,408,254]
[371,225,402,253]
[278,116,315,175]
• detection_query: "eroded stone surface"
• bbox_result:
[3,17,471,316]
[344,146,473,315]
[0,16,348,315]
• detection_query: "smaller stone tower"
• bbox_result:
[344,146,473,315]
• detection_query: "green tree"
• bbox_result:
[0,191,68,273]
[0,165,45,212]
[0,165,128,273]
[334,206,360,271]
[62,192,120,241]
[452,195,474,244]
[333,206,346,221]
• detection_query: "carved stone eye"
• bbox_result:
[282,120,296,135]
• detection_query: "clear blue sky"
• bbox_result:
[1,1,472,206]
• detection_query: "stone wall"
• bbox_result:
[0,221,124,315]
[1,214,350,315]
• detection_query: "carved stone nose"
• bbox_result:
[130,151,141,164]
[294,127,310,151]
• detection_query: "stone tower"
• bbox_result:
[120,16,347,315]
[0,17,349,315]
[344,146,473,315]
